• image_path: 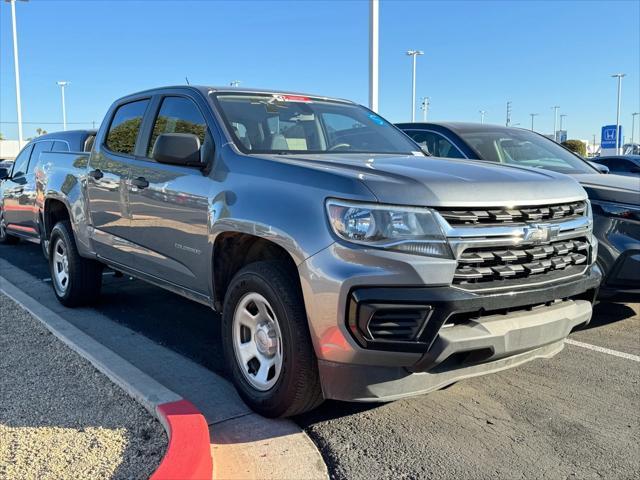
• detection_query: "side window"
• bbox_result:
[147,97,207,157]
[408,131,464,158]
[52,141,69,152]
[10,144,34,178]
[26,141,53,174]
[105,99,149,155]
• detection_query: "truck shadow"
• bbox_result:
[577,301,637,331]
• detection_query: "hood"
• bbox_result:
[264,153,587,207]
[572,173,640,205]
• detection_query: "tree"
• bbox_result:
[0,132,4,140]
[562,139,586,157]
[36,128,48,137]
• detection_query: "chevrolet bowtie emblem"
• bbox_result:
[523,224,560,244]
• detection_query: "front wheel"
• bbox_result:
[222,261,323,417]
[49,220,103,307]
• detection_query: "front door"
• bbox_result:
[86,98,149,265]
[2,143,37,237]
[126,95,211,294]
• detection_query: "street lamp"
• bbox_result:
[420,97,430,121]
[56,81,69,131]
[6,0,28,148]
[631,112,639,148]
[406,50,424,122]
[551,106,560,141]
[369,0,379,112]
[559,114,567,134]
[611,73,626,154]
[479,110,486,124]
[529,113,539,131]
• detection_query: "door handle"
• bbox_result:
[131,177,149,189]
[88,169,104,180]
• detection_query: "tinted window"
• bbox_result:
[455,128,596,174]
[148,97,207,156]
[52,141,69,152]
[25,141,53,174]
[605,159,632,172]
[11,144,33,177]
[212,93,421,155]
[409,130,465,158]
[106,99,149,155]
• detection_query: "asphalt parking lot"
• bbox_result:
[1,241,638,479]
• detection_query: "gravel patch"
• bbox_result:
[0,294,167,479]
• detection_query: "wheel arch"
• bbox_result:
[212,231,301,311]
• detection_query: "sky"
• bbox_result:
[1,0,639,143]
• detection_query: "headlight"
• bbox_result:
[591,200,640,222]
[326,199,452,258]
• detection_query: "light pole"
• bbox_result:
[6,0,27,148]
[611,73,626,154]
[406,50,424,122]
[559,114,567,135]
[479,110,486,124]
[529,113,539,131]
[56,81,69,131]
[631,112,639,148]
[369,0,379,112]
[551,106,559,141]
[592,134,597,156]
[420,97,430,121]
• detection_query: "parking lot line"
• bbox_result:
[565,338,640,362]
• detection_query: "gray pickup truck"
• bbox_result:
[31,86,601,417]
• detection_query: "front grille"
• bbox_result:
[366,306,431,341]
[437,201,586,226]
[454,237,589,286]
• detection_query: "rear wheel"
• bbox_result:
[49,220,103,307]
[0,213,19,245]
[222,261,323,417]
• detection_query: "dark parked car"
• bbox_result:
[0,130,96,254]
[397,122,639,300]
[590,155,640,177]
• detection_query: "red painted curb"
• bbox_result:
[151,399,213,480]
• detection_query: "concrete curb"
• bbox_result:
[0,275,214,480]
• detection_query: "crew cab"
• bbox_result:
[28,87,600,417]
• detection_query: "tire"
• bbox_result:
[49,220,103,307]
[222,261,324,417]
[0,212,19,245]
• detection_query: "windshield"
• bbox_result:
[211,93,421,155]
[457,128,596,174]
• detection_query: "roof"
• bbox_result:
[124,85,355,105]
[395,121,520,134]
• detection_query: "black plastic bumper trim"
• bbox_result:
[347,265,602,353]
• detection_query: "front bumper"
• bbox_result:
[299,243,601,401]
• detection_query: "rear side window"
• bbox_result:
[106,99,149,155]
[52,141,69,152]
[27,141,54,173]
[11,144,34,177]
[147,96,207,157]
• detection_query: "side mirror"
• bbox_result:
[588,161,609,174]
[151,133,202,167]
[0,167,9,180]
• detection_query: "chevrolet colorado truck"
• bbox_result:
[33,86,601,417]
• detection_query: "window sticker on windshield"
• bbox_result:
[274,94,312,103]
[368,113,385,126]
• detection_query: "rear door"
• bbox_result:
[86,98,150,265]
[126,94,212,294]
